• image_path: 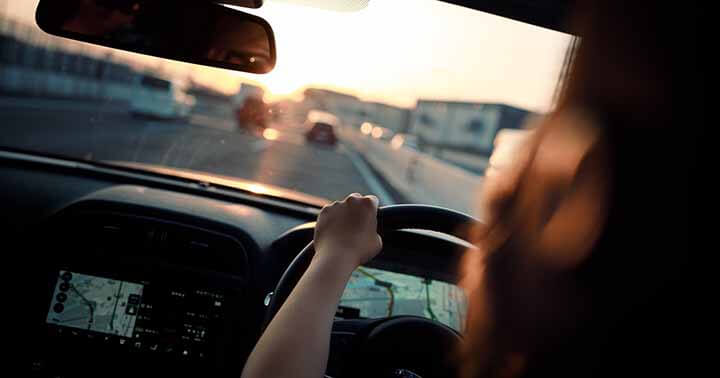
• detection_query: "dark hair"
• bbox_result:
[460,1,698,377]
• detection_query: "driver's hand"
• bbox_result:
[313,193,382,269]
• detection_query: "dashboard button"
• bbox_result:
[31,359,45,373]
[196,349,207,360]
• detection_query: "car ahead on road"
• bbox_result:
[130,74,196,120]
[304,110,340,146]
[0,1,691,378]
[235,96,270,135]
[305,121,338,146]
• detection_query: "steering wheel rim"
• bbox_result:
[264,204,482,329]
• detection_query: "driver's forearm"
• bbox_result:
[241,255,355,378]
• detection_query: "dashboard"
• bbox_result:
[2,153,468,378]
[30,201,265,378]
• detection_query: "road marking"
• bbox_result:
[131,124,150,162]
[161,140,178,165]
[340,144,396,205]
[187,138,211,166]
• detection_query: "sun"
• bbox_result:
[254,69,306,102]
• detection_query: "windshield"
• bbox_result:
[0,0,571,214]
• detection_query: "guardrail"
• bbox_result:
[1,24,140,101]
[0,65,137,101]
[340,127,485,216]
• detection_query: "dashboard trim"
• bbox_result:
[0,149,321,219]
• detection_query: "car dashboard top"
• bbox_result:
[1,158,468,378]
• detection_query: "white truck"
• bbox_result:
[130,74,195,119]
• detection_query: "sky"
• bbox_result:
[1,0,572,112]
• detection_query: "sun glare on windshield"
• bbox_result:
[1,0,571,213]
[237,0,571,110]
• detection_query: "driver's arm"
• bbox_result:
[241,193,382,378]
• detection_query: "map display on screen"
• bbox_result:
[47,271,144,337]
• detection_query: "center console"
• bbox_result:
[31,207,257,378]
[46,269,227,361]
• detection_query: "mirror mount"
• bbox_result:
[213,0,264,8]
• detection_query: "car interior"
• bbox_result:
[1,1,588,377]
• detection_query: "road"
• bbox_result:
[0,96,390,202]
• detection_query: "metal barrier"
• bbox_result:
[1,16,139,100]
[0,65,137,101]
[341,127,485,216]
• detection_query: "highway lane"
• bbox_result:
[0,96,382,202]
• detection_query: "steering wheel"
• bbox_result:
[264,205,482,378]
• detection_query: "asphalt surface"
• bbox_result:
[0,96,380,202]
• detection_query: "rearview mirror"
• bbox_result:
[35,0,276,74]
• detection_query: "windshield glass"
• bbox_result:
[0,0,571,214]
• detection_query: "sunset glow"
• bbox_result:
[237,0,572,111]
[2,0,572,111]
[262,128,280,140]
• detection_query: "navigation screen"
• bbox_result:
[339,267,467,331]
[47,271,144,338]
